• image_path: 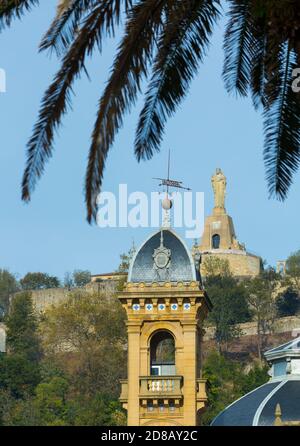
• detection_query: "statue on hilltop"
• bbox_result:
[211,168,226,210]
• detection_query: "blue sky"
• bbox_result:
[0,1,299,281]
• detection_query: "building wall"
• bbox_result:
[203,315,300,341]
[11,280,121,314]
[199,214,238,251]
[200,251,261,278]
[0,323,6,352]
[91,272,126,282]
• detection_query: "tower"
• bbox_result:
[200,168,244,251]
[196,168,262,278]
[119,229,211,426]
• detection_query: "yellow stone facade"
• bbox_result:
[118,281,211,426]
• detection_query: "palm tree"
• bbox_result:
[0,0,299,222]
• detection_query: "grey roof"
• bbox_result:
[211,379,300,426]
[259,381,300,425]
[265,337,300,360]
[128,229,196,283]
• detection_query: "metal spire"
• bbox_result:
[153,149,191,228]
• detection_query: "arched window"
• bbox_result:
[150,331,175,376]
[212,234,220,249]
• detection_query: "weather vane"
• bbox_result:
[153,149,191,227]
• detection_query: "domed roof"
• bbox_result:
[211,337,300,426]
[128,229,197,283]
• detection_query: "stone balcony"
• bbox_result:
[120,376,207,411]
[139,376,183,399]
[119,376,183,408]
[196,378,208,411]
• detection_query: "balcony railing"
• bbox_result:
[140,376,183,398]
[120,376,206,406]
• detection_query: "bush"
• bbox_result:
[276,289,300,317]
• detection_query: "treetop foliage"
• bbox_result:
[20,272,60,291]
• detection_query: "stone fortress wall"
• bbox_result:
[203,315,300,341]
[1,277,123,353]
[200,250,261,278]
[1,311,299,353]
[11,277,122,314]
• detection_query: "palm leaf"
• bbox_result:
[223,0,257,96]
[22,1,125,203]
[39,0,95,57]
[85,0,167,223]
[135,0,220,161]
[264,44,300,199]
[40,0,134,57]
[249,25,267,110]
[262,38,285,108]
[0,0,39,31]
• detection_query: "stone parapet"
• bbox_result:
[203,315,300,341]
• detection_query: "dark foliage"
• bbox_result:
[276,288,300,317]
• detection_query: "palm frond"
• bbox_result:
[262,38,285,108]
[0,0,39,31]
[264,44,300,199]
[85,0,167,223]
[249,26,267,110]
[135,0,220,161]
[39,0,135,57]
[223,0,257,96]
[39,0,95,57]
[22,1,124,203]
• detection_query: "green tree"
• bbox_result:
[20,272,60,290]
[117,244,136,274]
[1,1,299,221]
[63,271,74,290]
[40,292,127,399]
[202,256,231,278]
[6,292,41,361]
[285,249,300,292]
[205,275,251,353]
[32,377,70,426]
[72,270,91,287]
[0,389,15,426]
[276,288,300,317]
[244,271,278,361]
[0,354,41,399]
[0,269,19,318]
[69,394,126,426]
[201,350,269,425]
[0,292,42,398]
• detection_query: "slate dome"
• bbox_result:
[211,337,300,426]
[128,229,197,283]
